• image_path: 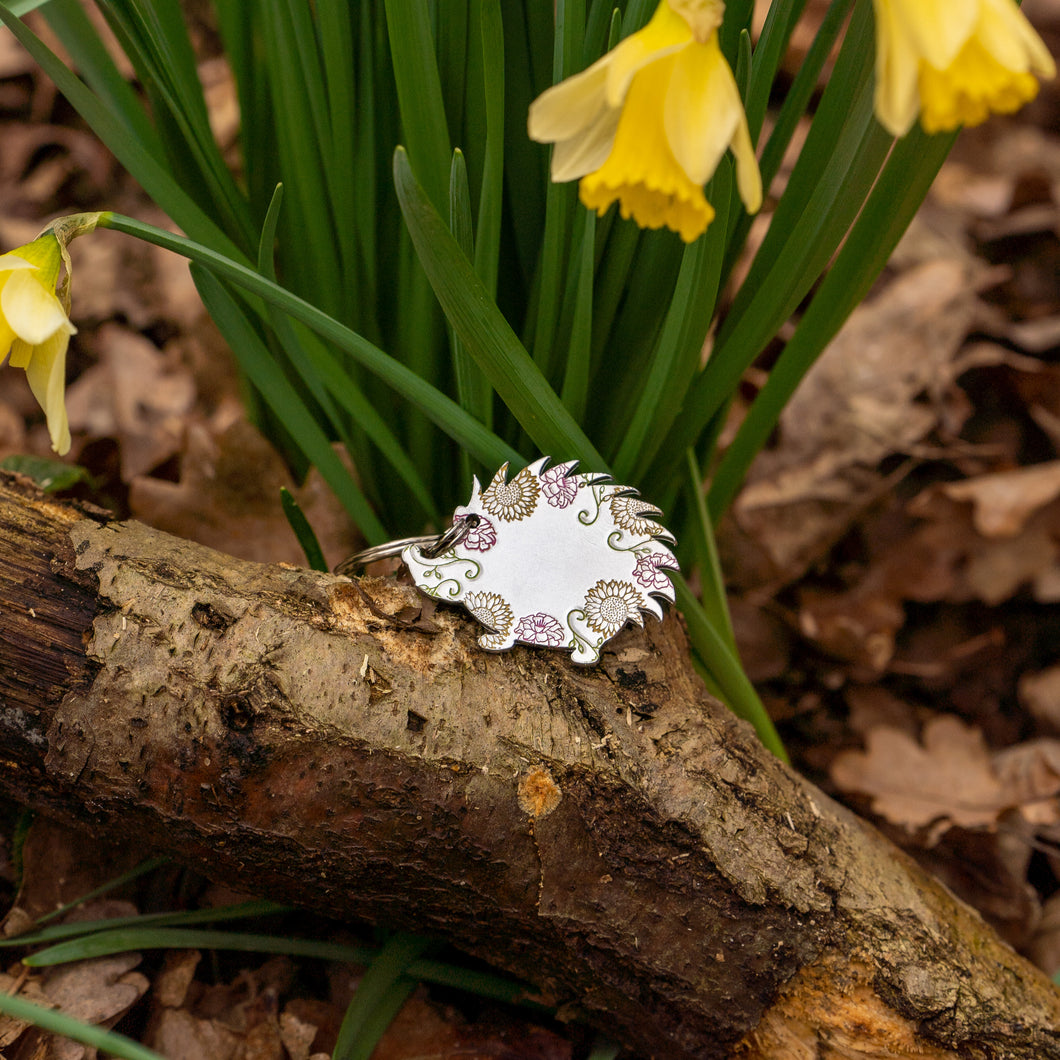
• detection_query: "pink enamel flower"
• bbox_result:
[633,551,673,592]
[513,613,566,646]
[459,513,497,552]
[540,462,579,509]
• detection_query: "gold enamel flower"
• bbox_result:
[480,463,541,522]
[583,579,644,635]
[609,493,664,538]
[464,591,514,637]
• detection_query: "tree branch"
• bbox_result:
[0,471,1057,1059]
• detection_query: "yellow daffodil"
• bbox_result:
[528,0,761,243]
[1,234,76,455]
[873,0,1056,137]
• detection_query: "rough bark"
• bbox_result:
[0,470,1057,1059]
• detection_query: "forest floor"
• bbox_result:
[2,4,1060,1058]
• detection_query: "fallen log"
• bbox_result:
[0,470,1057,1058]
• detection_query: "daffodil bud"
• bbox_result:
[1,213,102,455]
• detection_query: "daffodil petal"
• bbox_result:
[664,36,740,186]
[528,58,613,144]
[979,0,1056,77]
[1,270,73,346]
[550,105,622,181]
[0,253,41,275]
[580,58,716,242]
[603,1,690,106]
[0,315,16,362]
[872,0,922,136]
[21,329,72,455]
[731,112,763,214]
[886,0,978,70]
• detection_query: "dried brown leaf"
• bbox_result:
[993,739,1060,825]
[734,258,984,579]
[129,418,358,567]
[830,715,1004,833]
[153,951,201,1009]
[1020,664,1060,733]
[940,461,1060,537]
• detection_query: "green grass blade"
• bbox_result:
[0,993,163,1060]
[643,12,887,486]
[280,487,329,571]
[332,934,432,1060]
[317,0,360,294]
[756,0,855,192]
[23,925,539,1008]
[384,0,451,211]
[500,1,548,286]
[720,0,855,288]
[673,578,787,760]
[41,0,162,153]
[99,213,519,472]
[474,0,505,301]
[3,901,291,950]
[32,856,169,928]
[743,0,810,140]
[24,928,376,967]
[683,449,735,652]
[449,150,493,433]
[288,320,441,524]
[99,0,255,249]
[190,265,387,543]
[560,208,594,421]
[394,147,605,467]
[2,0,49,13]
[719,0,753,66]
[438,0,469,138]
[530,0,584,382]
[259,0,342,313]
[613,162,730,482]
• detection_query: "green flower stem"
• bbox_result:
[95,212,519,473]
[684,449,736,654]
[673,578,787,762]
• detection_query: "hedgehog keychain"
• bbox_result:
[335,458,678,665]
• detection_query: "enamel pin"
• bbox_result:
[337,458,678,665]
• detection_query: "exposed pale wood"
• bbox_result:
[1,471,1058,1059]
